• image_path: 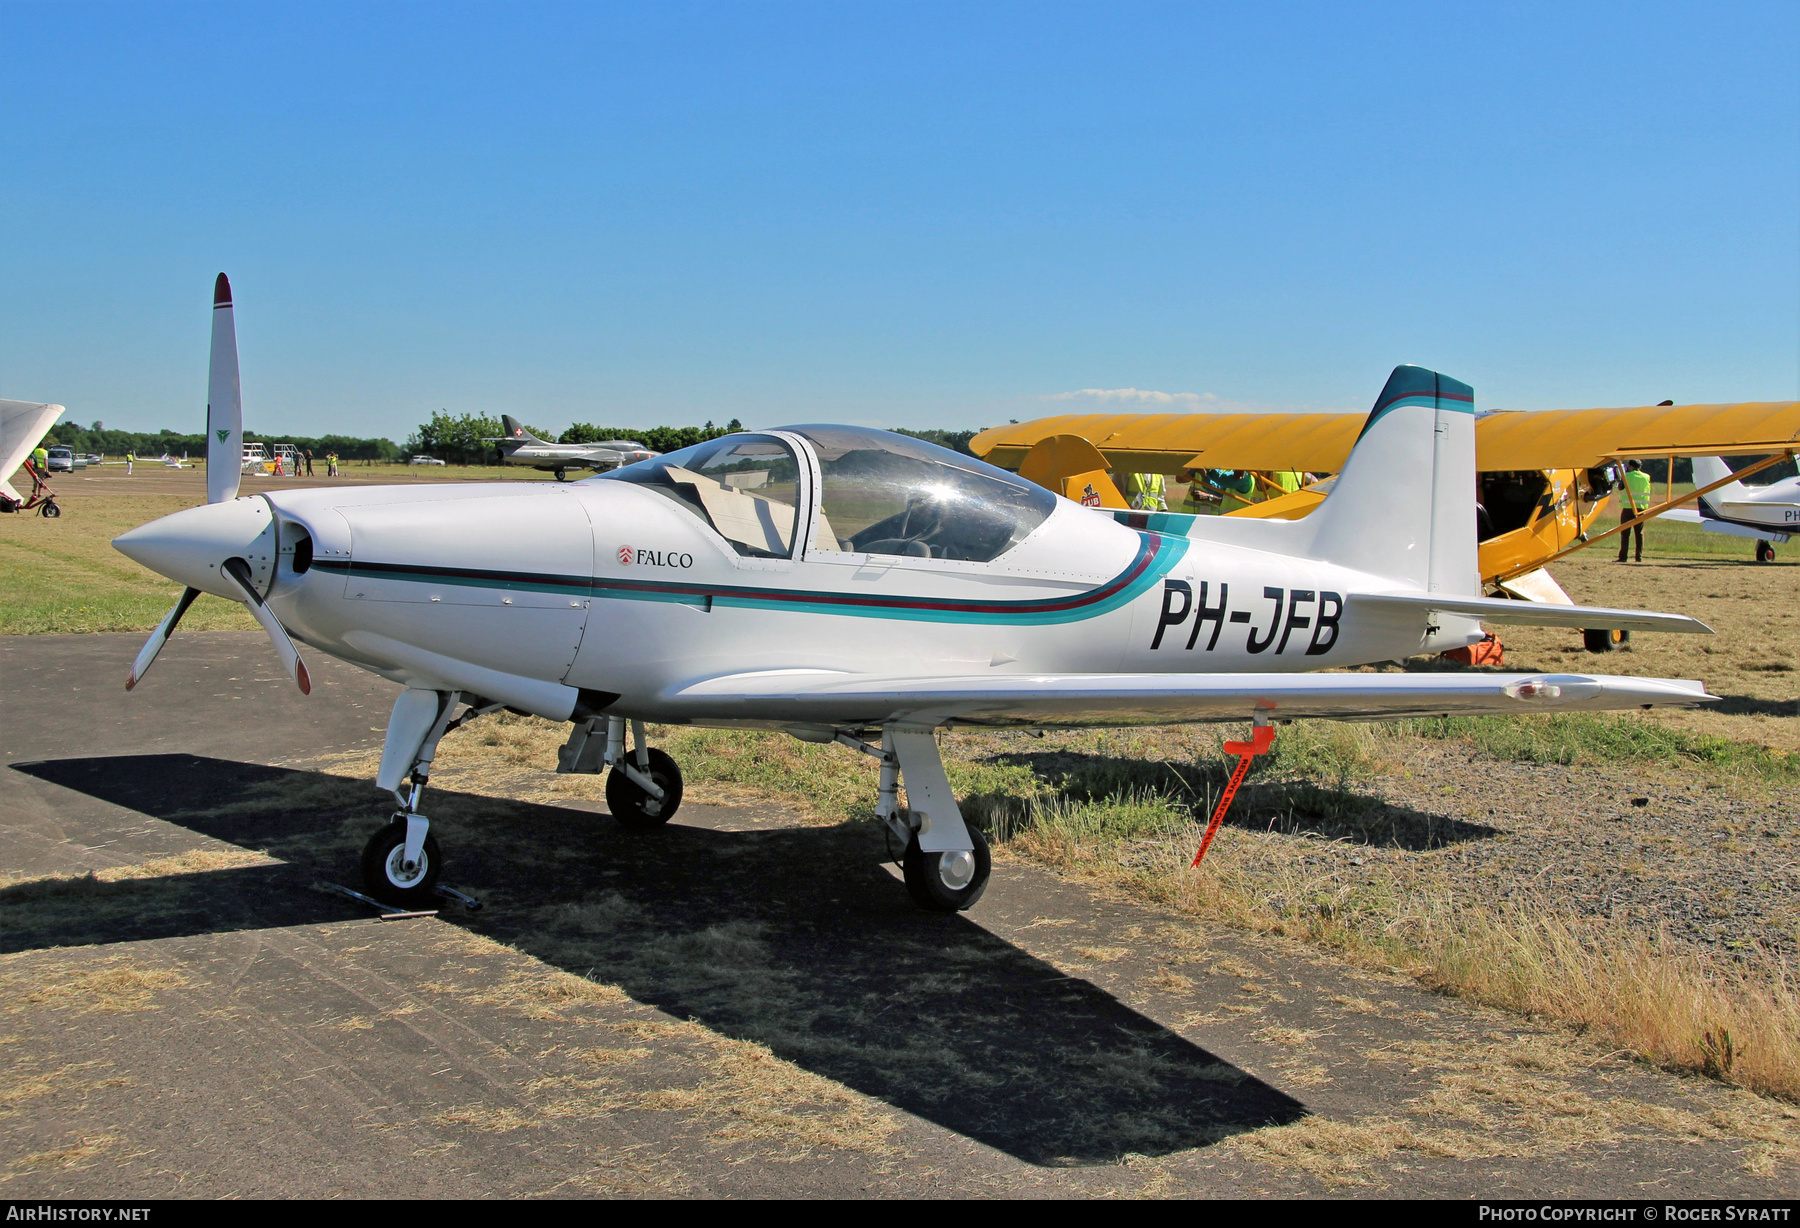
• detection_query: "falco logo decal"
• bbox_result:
[216,429,230,442]
[619,546,694,569]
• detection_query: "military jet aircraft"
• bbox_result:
[486,415,657,481]
[1659,456,1798,562]
[112,275,1714,914]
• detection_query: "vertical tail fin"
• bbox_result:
[1307,365,1479,594]
[501,415,546,444]
[1690,456,1746,516]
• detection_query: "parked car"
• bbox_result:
[408,455,447,466]
[45,446,75,472]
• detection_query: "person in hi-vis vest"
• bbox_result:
[1125,472,1167,511]
[1617,460,1652,562]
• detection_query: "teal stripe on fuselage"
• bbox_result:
[320,532,1187,627]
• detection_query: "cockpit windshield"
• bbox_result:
[595,434,801,558]
[787,425,1056,562]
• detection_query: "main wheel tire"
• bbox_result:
[39,500,60,519]
[1756,540,1776,563]
[605,748,683,828]
[902,824,991,912]
[360,820,442,908]
[1582,627,1629,654]
[554,467,568,482]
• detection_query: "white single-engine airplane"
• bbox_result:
[485,415,658,481]
[1659,456,1798,562]
[114,275,1716,913]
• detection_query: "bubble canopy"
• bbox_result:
[593,425,1057,563]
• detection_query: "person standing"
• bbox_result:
[304,448,315,476]
[1125,471,1167,511]
[1616,460,1651,562]
[125,451,134,475]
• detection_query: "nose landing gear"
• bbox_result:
[360,689,501,907]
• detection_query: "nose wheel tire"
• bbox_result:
[39,500,59,518]
[360,820,442,908]
[902,825,991,912]
[1582,627,1630,654]
[606,749,684,829]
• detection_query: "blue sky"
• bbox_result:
[3,2,1796,441]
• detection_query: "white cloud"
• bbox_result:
[1049,388,1220,406]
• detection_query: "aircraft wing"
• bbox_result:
[972,412,1364,474]
[662,669,1711,729]
[0,399,66,501]
[970,400,1800,475]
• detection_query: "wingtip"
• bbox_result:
[296,658,312,695]
[214,272,232,307]
[125,672,138,692]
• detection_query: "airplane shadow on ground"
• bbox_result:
[1708,693,1798,718]
[978,750,1497,851]
[7,754,1306,1166]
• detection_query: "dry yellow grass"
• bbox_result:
[0,960,188,1015]
[1027,816,1800,1102]
[0,847,278,891]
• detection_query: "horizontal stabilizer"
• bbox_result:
[664,668,1712,729]
[1351,592,1711,635]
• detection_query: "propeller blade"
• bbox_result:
[221,557,312,695]
[125,586,202,691]
[207,273,243,505]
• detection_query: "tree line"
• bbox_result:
[46,422,402,462]
[44,413,990,468]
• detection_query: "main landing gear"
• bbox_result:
[1757,540,1777,564]
[559,717,990,911]
[557,716,685,828]
[834,727,991,912]
[1583,627,1631,654]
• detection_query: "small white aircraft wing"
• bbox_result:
[664,669,1712,729]
[1351,592,1712,635]
[1,399,65,501]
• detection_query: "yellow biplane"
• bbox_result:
[974,399,1800,653]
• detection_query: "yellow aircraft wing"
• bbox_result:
[972,412,1364,474]
[971,401,1800,473]
[1473,402,1800,470]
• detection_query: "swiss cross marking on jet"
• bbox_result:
[1150,579,1342,655]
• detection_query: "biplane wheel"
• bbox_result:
[902,825,991,913]
[605,749,683,829]
[1756,540,1776,563]
[39,500,60,519]
[360,820,442,908]
[1582,628,1629,654]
